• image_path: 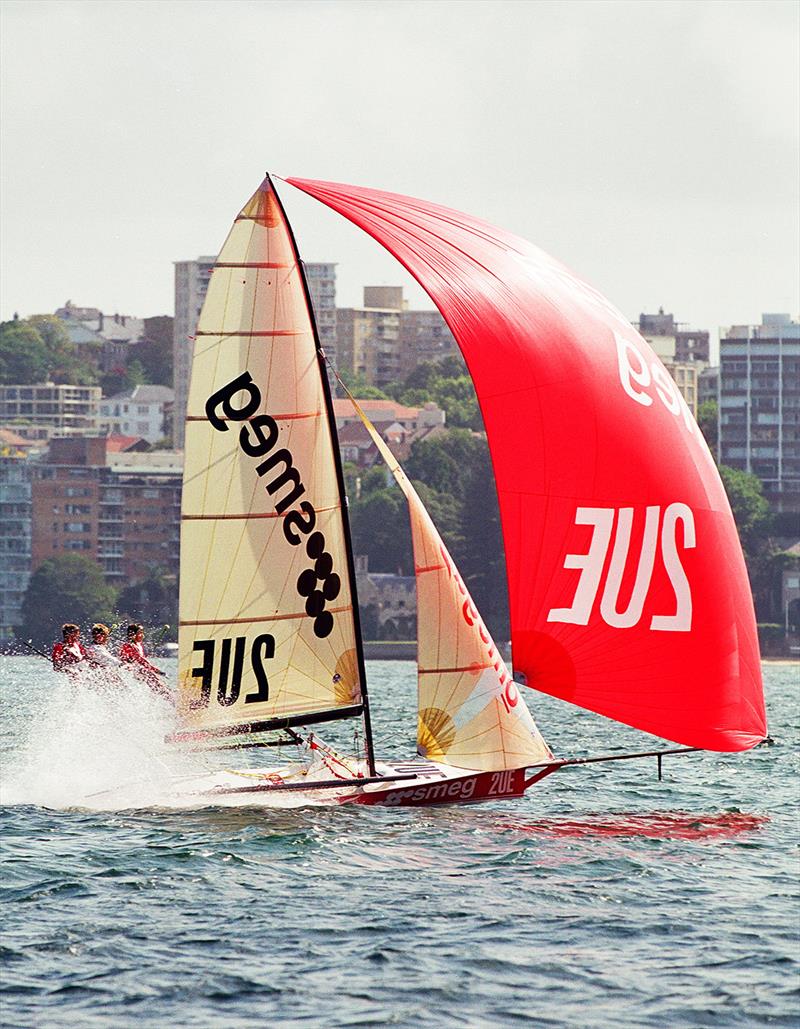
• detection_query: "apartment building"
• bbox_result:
[31,437,181,585]
[637,308,710,364]
[718,314,800,511]
[173,256,215,449]
[0,383,101,440]
[636,309,708,417]
[336,305,402,388]
[305,262,337,364]
[0,453,33,640]
[336,287,458,388]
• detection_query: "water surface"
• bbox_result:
[1,658,797,1027]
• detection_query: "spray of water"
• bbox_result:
[0,661,354,812]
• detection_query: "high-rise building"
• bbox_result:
[718,314,800,511]
[336,304,402,388]
[0,450,33,640]
[398,308,458,379]
[699,366,719,408]
[173,256,215,449]
[305,262,337,360]
[336,287,458,388]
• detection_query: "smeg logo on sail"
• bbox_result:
[205,371,342,641]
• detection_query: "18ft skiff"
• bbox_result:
[170,175,767,807]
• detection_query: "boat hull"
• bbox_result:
[350,761,528,807]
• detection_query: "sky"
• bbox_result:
[1,0,798,348]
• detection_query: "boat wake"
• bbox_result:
[0,672,339,812]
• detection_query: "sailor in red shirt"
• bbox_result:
[51,623,88,673]
[119,623,171,701]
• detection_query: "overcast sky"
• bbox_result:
[1,0,797,346]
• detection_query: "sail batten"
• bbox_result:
[288,175,767,753]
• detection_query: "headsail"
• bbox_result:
[346,392,551,771]
[178,179,363,734]
[286,176,766,752]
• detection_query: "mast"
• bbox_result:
[269,175,377,776]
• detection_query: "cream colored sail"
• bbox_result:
[349,397,552,771]
[178,179,362,733]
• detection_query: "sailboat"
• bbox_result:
[171,174,767,807]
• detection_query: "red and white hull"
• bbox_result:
[346,760,528,807]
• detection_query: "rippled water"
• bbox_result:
[1,658,798,1027]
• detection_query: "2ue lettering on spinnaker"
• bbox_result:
[548,330,699,633]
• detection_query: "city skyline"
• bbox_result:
[1,1,797,339]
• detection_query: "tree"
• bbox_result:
[18,555,117,648]
[405,429,484,501]
[350,488,412,574]
[455,444,510,638]
[116,569,177,640]
[337,370,389,399]
[28,314,97,385]
[100,359,145,397]
[697,399,718,450]
[0,321,49,383]
[719,464,777,620]
[134,316,174,385]
[719,465,771,555]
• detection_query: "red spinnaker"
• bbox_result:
[286,176,766,752]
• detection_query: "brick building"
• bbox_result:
[31,438,181,585]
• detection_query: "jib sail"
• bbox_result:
[287,176,766,753]
[348,394,551,771]
[178,178,363,734]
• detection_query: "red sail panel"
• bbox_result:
[286,176,766,752]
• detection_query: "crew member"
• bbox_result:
[120,623,171,701]
[52,623,87,673]
[85,623,123,668]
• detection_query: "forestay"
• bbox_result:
[178,179,362,733]
[347,394,551,771]
[286,176,766,752]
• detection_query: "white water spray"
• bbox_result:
[0,657,350,811]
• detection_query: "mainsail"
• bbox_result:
[178,179,364,734]
[347,394,551,771]
[285,176,767,753]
